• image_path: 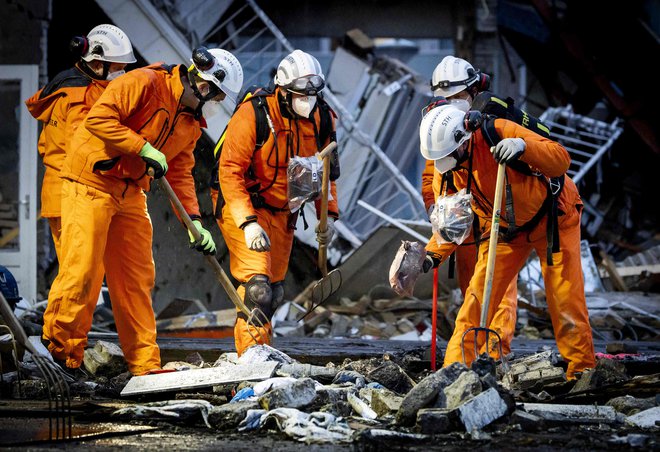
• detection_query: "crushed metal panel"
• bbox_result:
[120,362,278,396]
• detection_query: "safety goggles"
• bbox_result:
[284,75,325,95]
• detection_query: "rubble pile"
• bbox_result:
[2,342,658,447]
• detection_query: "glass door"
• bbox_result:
[0,65,39,304]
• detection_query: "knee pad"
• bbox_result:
[271,281,284,313]
[243,274,273,318]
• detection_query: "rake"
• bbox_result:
[461,161,506,365]
[153,174,270,345]
[0,291,72,440]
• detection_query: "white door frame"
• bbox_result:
[0,65,39,305]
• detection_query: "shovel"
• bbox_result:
[461,160,506,364]
[297,142,342,321]
[151,171,270,344]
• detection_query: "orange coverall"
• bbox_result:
[426,118,595,379]
[422,159,518,357]
[43,64,203,375]
[212,88,339,355]
[25,64,109,256]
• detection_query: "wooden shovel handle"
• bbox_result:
[480,161,506,327]
[317,141,337,276]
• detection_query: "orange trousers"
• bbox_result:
[212,189,293,355]
[47,217,62,260]
[43,180,161,375]
[454,243,518,358]
[444,206,595,379]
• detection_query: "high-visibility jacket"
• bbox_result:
[219,87,339,229]
[62,63,202,218]
[25,64,109,217]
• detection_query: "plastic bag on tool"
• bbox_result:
[430,189,474,245]
[389,240,426,297]
[287,155,324,213]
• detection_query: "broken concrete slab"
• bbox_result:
[458,387,508,432]
[571,358,629,393]
[371,388,403,417]
[522,403,617,424]
[365,359,416,394]
[606,395,656,416]
[258,377,317,410]
[625,406,660,429]
[509,409,545,432]
[120,362,278,396]
[396,362,467,426]
[444,370,482,410]
[415,408,455,434]
[83,340,128,377]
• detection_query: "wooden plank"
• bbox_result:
[120,362,278,396]
[599,263,660,278]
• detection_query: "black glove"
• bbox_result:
[491,138,526,163]
[422,254,440,273]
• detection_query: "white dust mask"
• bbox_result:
[292,95,317,118]
[202,101,222,119]
[106,70,125,81]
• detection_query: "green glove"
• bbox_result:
[188,219,216,255]
[139,142,168,179]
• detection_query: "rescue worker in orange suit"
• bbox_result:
[413,103,595,379]
[25,24,136,259]
[42,46,244,376]
[421,55,518,358]
[212,50,339,355]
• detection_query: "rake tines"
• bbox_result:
[31,353,72,440]
[0,292,72,440]
[246,307,272,344]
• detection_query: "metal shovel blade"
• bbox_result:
[297,268,342,322]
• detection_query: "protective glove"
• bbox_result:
[315,218,335,245]
[422,254,441,273]
[139,142,168,179]
[244,222,271,252]
[188,219,216,255]
[491,138,525,163]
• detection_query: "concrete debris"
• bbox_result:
[83,340,128,377]
[370,388,404,417]
[258,377,318,410]
[522,402,618,424]
[395,362,467,426]
[415,408,455,434]
[571,358,629,392]
[238,344,296,365]
[458,387,509,432]
[624,406,660,429]
[502,351,566,390]
[120,362,278,396]
[606,395,657,416]
[444,370,483,410]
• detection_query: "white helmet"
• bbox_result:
[420,104,471,161]
[274,50,325,94]
[82,24,136,64]
[431,55,479,97]
[190,47,244,104]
